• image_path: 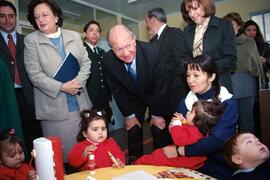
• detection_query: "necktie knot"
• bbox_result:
[126,63,137,86]
[8,33,12,39]
[93,47,98,54]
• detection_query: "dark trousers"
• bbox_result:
[15,88,43,159]
[128,125,143,158]
[151,122,172,149]
[128,116,172,158]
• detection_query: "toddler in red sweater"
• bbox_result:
[0,129,36,180]
[135,100,223,169]
[68,109,125,171]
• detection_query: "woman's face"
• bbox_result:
[244,25,257,39]
[186,1,207,25]
[186,65,215,94]
[33,3,58,34]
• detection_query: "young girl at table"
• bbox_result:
[0,129,37,180]
[135,99,223,169]
[68,109,125,171]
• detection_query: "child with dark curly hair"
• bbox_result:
[0,129,36,180]
[68,109,125,171]
[135,100,223,169]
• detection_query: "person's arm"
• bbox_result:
[170,124,203,146]
[24,33,62,98]
[144,44,167,116]
[185,98,237,156]
[72,32,91,88]
[216,19,237,73]
[67,143,88,168]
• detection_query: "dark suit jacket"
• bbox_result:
[103,41,166,121]
[151,26,188,115]
[84,43,111,110]
[0,33,34,107]
[183,16,237,93]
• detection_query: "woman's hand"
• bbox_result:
[82,145,97,158]
[163,145,185,158]
[61,79,82,95]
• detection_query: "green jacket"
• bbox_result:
[0,59,25,144]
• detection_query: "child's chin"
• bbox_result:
[14,162,22,168]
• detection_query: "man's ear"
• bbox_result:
[232,154,243,165]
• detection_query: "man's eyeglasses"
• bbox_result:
[113,43,134,54]
[0,13,16,19]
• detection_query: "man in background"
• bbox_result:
[0,0,42,156]
[145,7,188,146]
[83,20,112,121]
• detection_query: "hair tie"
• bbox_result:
[85,112,90,118]
[97,111,102,116]
[7,128,16,136]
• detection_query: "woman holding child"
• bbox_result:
[163,54,238,179]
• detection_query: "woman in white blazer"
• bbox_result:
[24,0,92,162]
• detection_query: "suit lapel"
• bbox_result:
[0,34,10,56]
[16,33,24,56]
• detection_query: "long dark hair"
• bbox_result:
[242,20,265,54]
[183,54,220,100]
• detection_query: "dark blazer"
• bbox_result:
[84,43,111,114]
[183,16,237,93]
[151,25,188,115]
[0,33,34,107]
[103,41,166,121]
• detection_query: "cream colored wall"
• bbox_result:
[139,0,270,41]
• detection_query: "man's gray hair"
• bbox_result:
[147,7,167,23]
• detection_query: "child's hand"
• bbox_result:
[172,112,186,124]
[112,158,125,168]
[28,170,37,180]
[82,145,97,158]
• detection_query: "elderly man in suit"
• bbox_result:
[103,25,169,158]
[145,7,188,145]
[0,0,42,156]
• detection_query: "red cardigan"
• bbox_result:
[135,124,206,169]
[0,163,33,180]
[68,137,125,170]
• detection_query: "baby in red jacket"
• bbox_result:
[68,109,125,171]
[0,129,37,180]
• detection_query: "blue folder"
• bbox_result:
[53,53,80,83]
